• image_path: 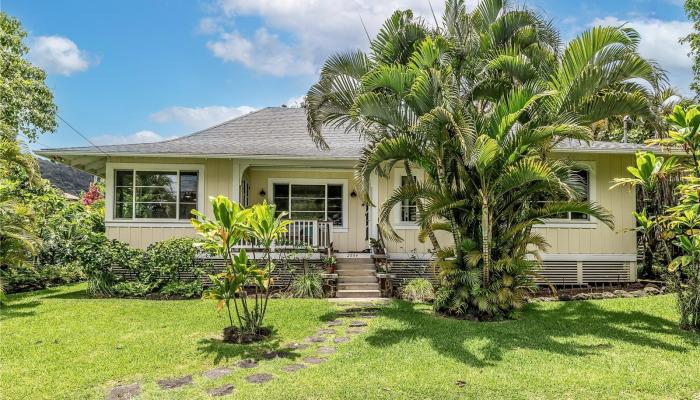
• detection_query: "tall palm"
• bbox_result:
[307,0,659,318]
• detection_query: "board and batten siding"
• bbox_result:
[105,157,234,248]
[379,153,637,258]
[104,153,637,260]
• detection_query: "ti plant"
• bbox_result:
[192,196,291,336]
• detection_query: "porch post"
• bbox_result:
[231,159,240,203]
[369,171,379,240]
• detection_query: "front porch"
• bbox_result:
[234,219,334,251]
[235,160,377,253]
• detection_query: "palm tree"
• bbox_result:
[307,0,659,318]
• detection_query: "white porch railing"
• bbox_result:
[235,219,333,250]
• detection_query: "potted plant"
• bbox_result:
[322,255,337,274]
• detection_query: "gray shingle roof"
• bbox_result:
[38,107,366,159]
[37,107,678,159]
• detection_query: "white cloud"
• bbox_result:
[91,130,176,145]
[592,17,693,94]
[207,28,315,76]
[150,105,257,130]
[28,36,93,76]
[285,95,305,108]
[203,0,469,76]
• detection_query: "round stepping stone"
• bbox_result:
[317,346,336,354]
[202,367,233,379]
[326,320,343,326]
[286,342,309,350]
[317,328,336,335]
[107,383,140,400]
[262,349,291,359]
[282,363,307,373]
[208,384,235,397]
[246,373,274,384]
[157,375,193,390]
[333,337,351,344]
[349,320,368,327]
[236,359,258,369]
[303,357,326,364]
[305,336,326,343]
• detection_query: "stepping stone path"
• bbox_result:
[317,346,337,354]
[208,384,235,397]
[246,373,274,384]
[262,349,291,360]
[202,367,233,379]
[282,363,307,373]
[107,383,140,400]
[303,357,327,364]
[157,375,193,390]
[104,303,383,399]
[236,359,258,369]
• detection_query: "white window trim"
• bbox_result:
[539,160,598,228]
[392,168,420,229]
[106,162,205,225]
[267,178,349,232]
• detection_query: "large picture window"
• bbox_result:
[272,183,343,226]
[114,169,199,220]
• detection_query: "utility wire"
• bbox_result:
[57,114,110,156]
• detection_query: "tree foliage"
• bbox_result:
[307,0,660,319]
[1,12,57,142]
[683,0,700,99]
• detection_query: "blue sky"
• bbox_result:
[2,0,692,150]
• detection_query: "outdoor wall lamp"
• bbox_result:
[259,189,266,197]
[351,190,357,198]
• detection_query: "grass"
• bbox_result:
[1,284,699,399]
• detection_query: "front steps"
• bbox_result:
[335,257,380,299]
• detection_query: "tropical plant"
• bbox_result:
[401,278,435,303]
[192,196,291,341]
[651,104,700,330]
[611,152,679,277]
[289,271,324,298]
[306,0,655,319]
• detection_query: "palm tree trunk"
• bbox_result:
[481,195,491,285]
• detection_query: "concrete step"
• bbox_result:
[336,263,375,270]
[339,276,378,284]
[339,283,380,290]
[336,289,381,298]
[335,257,373,264]
[336,270,376,277]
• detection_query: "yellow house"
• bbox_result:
[38,107,666,288]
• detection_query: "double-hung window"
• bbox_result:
[400,175,418,222]
[114,169,200,220]
[272,183,344,226]
[539,167,593,222]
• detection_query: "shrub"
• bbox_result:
[77,233,144,296]
[0,262,85,293]
[401,278,435,303]
[160,280,203,298]
[142,237,201,289]
[111,282,152,297]
[290,272,324,298]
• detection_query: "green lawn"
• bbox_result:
[1,284,699,400]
